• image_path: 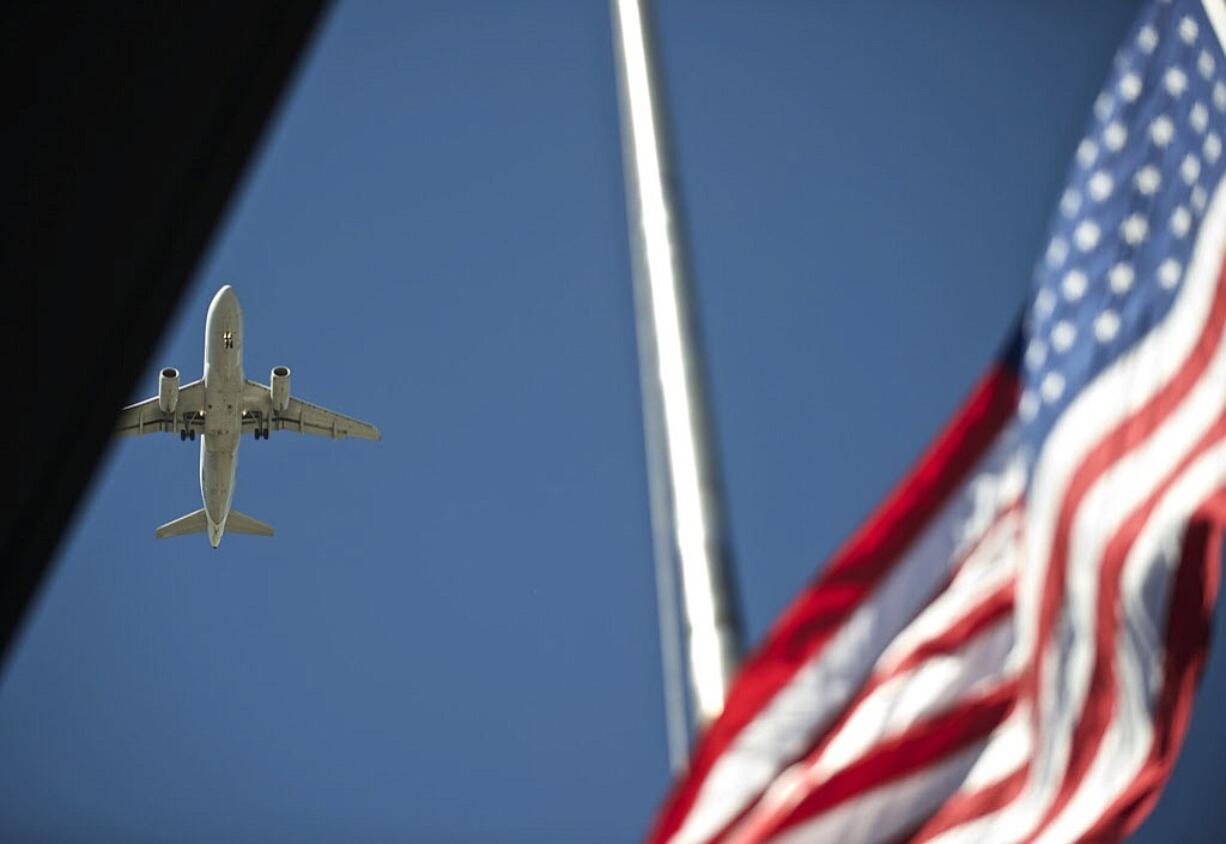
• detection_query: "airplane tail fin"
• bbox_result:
[226,510,274,537]
[156,508,208,539]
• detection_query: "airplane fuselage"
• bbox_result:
[201,286,244,547]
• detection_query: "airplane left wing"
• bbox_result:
[115,380,205,437]
[242,380,381,441]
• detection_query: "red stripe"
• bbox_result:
[716,600,1018,844]
[695,582,1016,843]
[732,681,1020,843]
[888,580,1016,678]
[1029,261,1226,783]
[1025,408,1226,840]
[646,365,1019,844]
[1074,494,1223,842]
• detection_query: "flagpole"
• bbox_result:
[610,0,744,767]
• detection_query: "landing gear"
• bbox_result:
[180,430,187,441]
[254,427,269,441]
[189,429,196,441]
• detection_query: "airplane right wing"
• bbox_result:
[242,380,381,441]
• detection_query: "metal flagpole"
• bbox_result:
[610,0,744,769]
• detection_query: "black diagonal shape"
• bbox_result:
[1,3,330,661]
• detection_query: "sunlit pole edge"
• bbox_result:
[610,0,743,753]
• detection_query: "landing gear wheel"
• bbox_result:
[180,430,187,441]
[188,430,196,441]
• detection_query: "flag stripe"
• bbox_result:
[772,742,992,844]
[1027,403,1226,840]
[877,501,1022,676]
[1032,444,1226,842]
[703,573,1018,842]
[914,766,1029,844]
[655,363,1020,844]
[736,681,1019,843]
[1073,495,1222,842]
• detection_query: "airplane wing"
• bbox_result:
[115,380,205,437]
[242,380,381,441]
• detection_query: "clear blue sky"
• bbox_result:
[2,2,1221,841]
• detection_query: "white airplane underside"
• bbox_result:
[115,285,380,547]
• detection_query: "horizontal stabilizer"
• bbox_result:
[226,510,274,537]
[156,508,208,539]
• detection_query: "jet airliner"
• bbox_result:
[116,285,380,547]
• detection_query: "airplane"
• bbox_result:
[115,285,380,547]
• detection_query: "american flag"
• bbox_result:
[647,2,1226,842]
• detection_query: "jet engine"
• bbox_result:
[158,367,180,413]
[270,366,291,413]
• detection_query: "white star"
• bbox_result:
[1063,269,1089,301]
[1041,372,1066,403]
[1191,102,1210,133]
[1165,66,1188,97]
[1120,72,1143,102]
[1060,189,1082,218]
[1205,132,1222,163]
[1103,121,1127,151]
[1076,138,1098,167]
[1216,82,1226,111]
[1094,92,1113,121]
[1025,339,1047,370]
[1159,258,1183,289]
[1019,390,1040,421]
[1109,262,1135,294]
[1172,205,1192,237]
[1200,50,1217,79]
[1182,154,1201,184]
[1179,16,1199,44]
[1193,184,1209,212]
[1074,220,1101,251]
[1150,115,1176,146]
[1052,320,1077,352]
[1121,213,1149,245]
[1095,310,1121,342]
[1088,170,1114,201]
[1035,287,1057,320]
[1134,165,1162,195]
[1046,237,1069,268]
[1138,24,1159,53]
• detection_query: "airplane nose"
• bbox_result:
[207,285,241,321]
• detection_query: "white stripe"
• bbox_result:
[878,505,1020,675]
[1034,439,1226,843]
[815,620,1015,779]
[1203,0,1226,52]
[767,742,988,844]
[959,701,1031,792]
[1000,170,1226,841]
[734,617,1018,841]
[666,432,1020,844]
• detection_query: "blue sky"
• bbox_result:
[1,2,1221,841]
